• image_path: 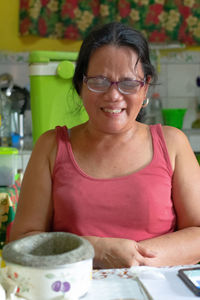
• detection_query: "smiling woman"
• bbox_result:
[9,22,200,270]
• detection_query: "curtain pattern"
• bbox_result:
[19,0,200,45]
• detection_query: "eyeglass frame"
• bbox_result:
[83,75,146,95]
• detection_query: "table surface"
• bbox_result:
[83,265,200,300]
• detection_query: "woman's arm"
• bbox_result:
[139,227,200,266]
[139,126,200,266]
[9,130,57,242]
[84,236,157,269]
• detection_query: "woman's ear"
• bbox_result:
[146,75,152,85]
[143,75,151,96]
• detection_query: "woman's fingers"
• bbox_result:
[136,244,157,258]
[85,236,157,268]
[103,245,156,268]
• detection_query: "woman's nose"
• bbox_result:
[104,84,123,101]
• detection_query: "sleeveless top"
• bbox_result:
[52,124,176,241]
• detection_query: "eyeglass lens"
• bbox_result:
[85,76,144,94]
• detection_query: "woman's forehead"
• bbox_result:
[90,44,139,60]
[87,45,143,76]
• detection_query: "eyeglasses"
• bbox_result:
[83,75,146,95]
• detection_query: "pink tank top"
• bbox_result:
[52,124,176,241]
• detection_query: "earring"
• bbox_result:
[142,98,149,108]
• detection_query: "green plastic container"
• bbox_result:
[162,108,187,129]
[29,51,89,144]
[0,147,18,155]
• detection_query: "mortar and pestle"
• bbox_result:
[2,232,94,300]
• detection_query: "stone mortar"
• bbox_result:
[2,232,94,269]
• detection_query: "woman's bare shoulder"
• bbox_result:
[160,125,193,170]
[34,129,57,151]
[161,125,189,148]
[29,129,57,172]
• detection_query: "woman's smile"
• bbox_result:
[101,107,125,115]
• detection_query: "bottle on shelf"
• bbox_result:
[0,90,12,147]
[144,92,163,125]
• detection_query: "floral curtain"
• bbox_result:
[19,0,200,45]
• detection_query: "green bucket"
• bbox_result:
[162,108,187,129]
[195,152,200,165]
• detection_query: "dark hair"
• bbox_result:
[73,22,156,95]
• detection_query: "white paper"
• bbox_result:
[83,269,152,300]
[132,265,200,300]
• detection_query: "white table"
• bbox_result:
[83,265,200,300]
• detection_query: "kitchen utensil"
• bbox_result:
[3,84,29,149]
[2,232,94,300]
[0,73,14,97]
[0,74,14,146]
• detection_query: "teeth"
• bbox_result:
[103,108,122,114]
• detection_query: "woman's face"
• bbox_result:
[81,45,149,134]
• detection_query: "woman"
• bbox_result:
[10,22,200,269]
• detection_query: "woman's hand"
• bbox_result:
[84,236,156,269]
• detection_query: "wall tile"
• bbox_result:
[0,63,29,88]
[167,64,199,98]
[155,64,168,99]
[0,51,29,88]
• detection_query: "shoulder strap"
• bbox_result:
[150,124,173,176]
[54,125,70,163]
